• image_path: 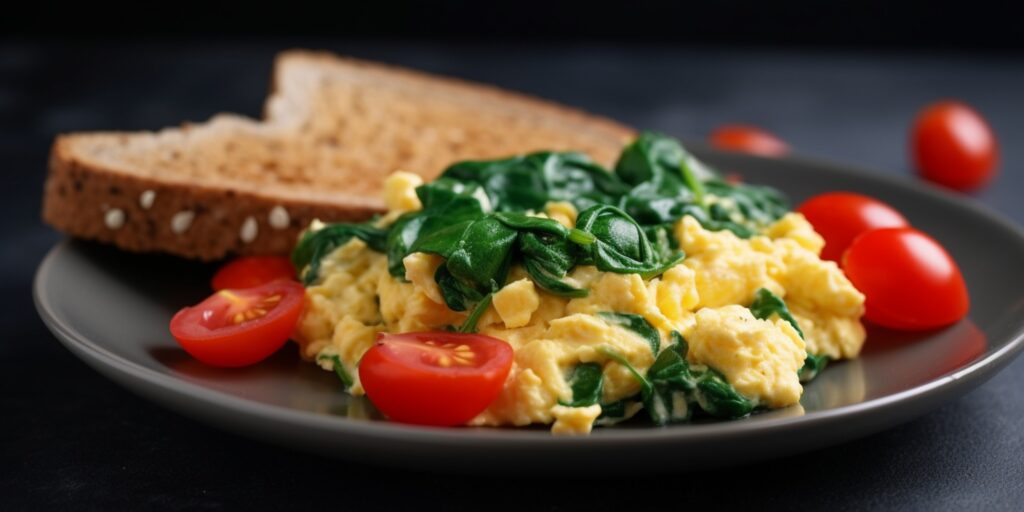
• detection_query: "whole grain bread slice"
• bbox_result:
[43,50,635,260]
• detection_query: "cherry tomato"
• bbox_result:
[797,192,909,262]
[842,227,969,330]
[170,280,304,367]
[211,256,296,291]
[912,101,998,191]
[709,125,789,157]
[358,332,514,426]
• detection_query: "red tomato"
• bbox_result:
[358,332,514,426]
[709,125,789,157]
[211,256,296,291]
[912,101,998,191]
[170,280,304,367]
[797,192,909,262]
[842,227,969,330]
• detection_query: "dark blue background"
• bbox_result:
[2,41,1022,510]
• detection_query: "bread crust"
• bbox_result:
[42,51,635,261]
[43,136,380,260]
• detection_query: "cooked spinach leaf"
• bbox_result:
[669,330,688,359]
[386,179,489,278]
[749,288,832,382]
[799,353,830,382]
[615,136,695,226]
[644,223,679,264]
[600,337,755,426]
[676,202,755,239]
[595,398,638,426]
[644,341,695,425]
[614,132,787,235]
[293,221,388,285]
[433,266,481,312]
[413,216,517,311]
[704,179,789,228]
[679,155,707,206]
[441,151,629,213]
[559,363,604,407]
[693,369,755,419]
[519,232,589,298]
[647,338,694,391]
[598,312,661,355]
[490,212,594,297]
[575,205,685,279]
[599,347,654,396]
[492,211,569,236]
[749,287,805,338]
[385,214,427,278]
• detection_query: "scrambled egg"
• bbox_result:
[295,172,866,434]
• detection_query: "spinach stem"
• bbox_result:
[318,354,354,390]
[458,293,494,333]
[599,346,652,393]
[679,157,707,207]
[568,228,596,245]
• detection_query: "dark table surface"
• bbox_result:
[2,40,1022,510]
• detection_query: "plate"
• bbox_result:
[34,148,1024,473]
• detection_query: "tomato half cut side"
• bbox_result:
[842,227,969,331]
[211,256,297,291]
[358,332,515,426]
[797,192,909,262]
[170,280,305,367]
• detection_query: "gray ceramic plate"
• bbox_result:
[34,148,1024,473]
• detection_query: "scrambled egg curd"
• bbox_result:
[295,169,866,435]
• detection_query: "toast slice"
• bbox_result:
[43,50,635,260]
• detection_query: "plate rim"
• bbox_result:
[33,149,1024,450]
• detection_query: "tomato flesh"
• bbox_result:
[170,280,304,367]
[842,227,969,330]
[709,125,789,157]
[211,256,296,291]
[358,332,514,426]
[797,192,909,262]
[912,101,998,191]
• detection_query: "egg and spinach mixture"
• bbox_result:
[292,133,866,434]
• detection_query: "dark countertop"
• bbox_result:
[2,41,1022,510]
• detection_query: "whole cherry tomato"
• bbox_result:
[912,101,998,191]
[211,256,296,291]
[842,227,969,330]
[710,125,789,157]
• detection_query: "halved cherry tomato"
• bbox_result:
[211,256,296,291]
[797,192,909,262]
[709,125,789,157]
[170,280,304,367]
[912,101,998,191]
[842,227,969,330]
[358,332,514,426]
